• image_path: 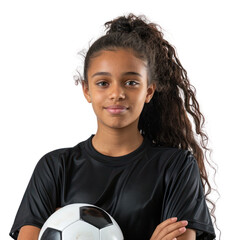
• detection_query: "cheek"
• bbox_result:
[130,93,147,113]
[89,89,103,102]
[134,91,147,104]
[91,95,104,106]
[90,93,104,114]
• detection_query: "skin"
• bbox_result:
[83,48,156,156]
[17,48,196,239]
[17,226,40,240]
[150,218,196,240]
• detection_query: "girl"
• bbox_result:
[10,13,216,240]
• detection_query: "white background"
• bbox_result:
[0,0,233,239]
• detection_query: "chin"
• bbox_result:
[108,123,129,129]
[105,119,137,130]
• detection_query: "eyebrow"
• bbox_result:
[91,71,143,78]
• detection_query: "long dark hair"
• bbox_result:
[74,13,219,237]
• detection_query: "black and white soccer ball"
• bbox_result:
[38,203,124,240]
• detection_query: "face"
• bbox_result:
[82,48,156,130]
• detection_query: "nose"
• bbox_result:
[109,83,125,101]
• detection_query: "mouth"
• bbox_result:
[104,105,129,114]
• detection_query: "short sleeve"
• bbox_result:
[161,151,216,240]
[9,152,60,239]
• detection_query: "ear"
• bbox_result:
[82,81,92,103]
[145,83,156,103]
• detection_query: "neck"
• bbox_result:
[92,122,143,157]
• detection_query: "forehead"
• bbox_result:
[88,49,147,74]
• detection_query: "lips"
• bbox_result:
[104,105,128,114]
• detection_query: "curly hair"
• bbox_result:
[74,13,220,238]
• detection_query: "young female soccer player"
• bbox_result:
[10,13,216,240]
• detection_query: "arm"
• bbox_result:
[17,225,40,240]
[162,152,215,239]
[10,153,60,238]
[150,218,193,240]
[17,208,61,240]
[150,217,197,240]
[177,228,196,240]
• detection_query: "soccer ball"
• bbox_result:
[38,203,124,240]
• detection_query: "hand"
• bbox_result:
[150,217,188,240]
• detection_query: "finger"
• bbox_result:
[161,225,187,240]
[150,219,188,240]
[150,217,178,239]
[156,220,188,240]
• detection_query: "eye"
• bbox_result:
[125,80,139,86]
[96,81,109,87]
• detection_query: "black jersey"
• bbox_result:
[10,135,216,240]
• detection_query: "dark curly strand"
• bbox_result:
[75,13,220,238]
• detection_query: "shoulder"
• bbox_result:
[34,139,87,174]
[144,140,198,179]
[157,146,200,186]
[145,138,194,165]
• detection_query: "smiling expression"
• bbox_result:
[82,48,156,130]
